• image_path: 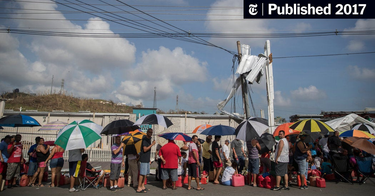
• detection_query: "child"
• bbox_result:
[178,152,187,176]
[314,152,322,170]
[221,161,238,186]
[321,157,332,175]
[310,162,317,170]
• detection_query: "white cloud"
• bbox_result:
[347,65,375,81]
[346,40,365,51]
[205,0,273,48]
[293,22,312,33]
[213,77,233,91]
[274,91,291,107]
[291,85,326,101]
[343,19,375,51]
[113,46,208,103]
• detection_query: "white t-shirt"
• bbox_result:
[314,157,322,168]
[221,144,230,160]
[319,137,329,153]
[221,166,236,182]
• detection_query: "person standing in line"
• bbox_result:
[0,135,11,191]
[27,137,40,185]
[45,144,65,187]
[202,136,213,175]
[155,143,162,181]
[271,130,290,191]
[247,139,261,187]
[68,148,85,192]
[159,139,181,190]
[30,137,49,187]
[127,152,139,188]
[294,133,312,190]
[221,140,230,167]
[212,135,222,184]
[136,129,156,193]
[6,134,23,189]
[109,136,125,191]
[319,134,330,159]
[231,138,246,173]
[187,135,204,191]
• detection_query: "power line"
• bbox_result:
[273,51,375,59]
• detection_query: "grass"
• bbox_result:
[2,93,133,113]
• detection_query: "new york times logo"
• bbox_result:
[248,4,258,15]
[243,0,374,19]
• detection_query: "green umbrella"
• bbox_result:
[55,119,102,150]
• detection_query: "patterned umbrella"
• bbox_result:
[289,119,334,135]
[235,117,269,141]
[39,121,67,132]
[192,124,212,134]
[55,120,102,150]
[158,132,192,142]
[352,123,375,135]
[122,130,146,155]
[134,114,173,128]
[340,130,375,139]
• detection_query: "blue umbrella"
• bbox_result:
[158,132,192,141]
[200,125,235,136]
[0,114,41,127]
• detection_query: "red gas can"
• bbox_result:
[325,173,335,180]
[263,176,271,189]
[118,177,125,188]
[176,176,183,187]
[232,174,245,187]
[183,174,188,184]
[309,176,318,187]
[54,174,65,186]
[316,177,326,188]
[297,175,307,187]
[257,175,264,188]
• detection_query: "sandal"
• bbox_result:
[37,184,44,187]
[187,187,194,190]
[196,187,205,191]
[136,189,146,193]
[162,187,167,190]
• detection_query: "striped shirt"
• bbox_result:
[111,144,123,164]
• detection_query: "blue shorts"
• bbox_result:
[295,159,307,175]
[248,158,259,174]
[222,180,231,186]
[50,158,64,168]
[69,161,81,178]
[28,161,38,176]
[139,162,150,176]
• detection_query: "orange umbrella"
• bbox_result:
[343,137,375,155]
[274,122,300,137]
[192,124,212,134]
[340,130,375,139]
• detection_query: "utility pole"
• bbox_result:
[153,87,157,108]
[237,41,251,119]
[264,40,275,134]
[50,75,54,94]
[175,95,179,112]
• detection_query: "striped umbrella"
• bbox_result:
[289,119,334,135]
[192,124,212,134]
[39,121,68,132]
[55,120,102,150]
[159,132,192,142]
[123,130,146,155]
[134,114,173,128]
[235,117,269,141]
[340,130,375,139]
[352,123,375,135]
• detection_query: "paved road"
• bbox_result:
[3,175,375,196]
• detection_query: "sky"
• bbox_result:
[0,0,374,121]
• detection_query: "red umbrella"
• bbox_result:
[274,122,300,137]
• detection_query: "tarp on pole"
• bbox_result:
[325,113,375,133]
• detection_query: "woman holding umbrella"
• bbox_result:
[29,138,50,187]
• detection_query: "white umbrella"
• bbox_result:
[134,114,173,128]
[325,113,375,133]
[235,117,269,141]
[55,120,102,150]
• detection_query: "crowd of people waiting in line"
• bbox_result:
[1,128,375,193]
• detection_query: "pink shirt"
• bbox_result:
[188,142,198,164]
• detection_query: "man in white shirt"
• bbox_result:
[221,140,230,167]
[319,135,329,159]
